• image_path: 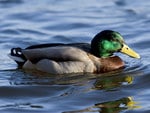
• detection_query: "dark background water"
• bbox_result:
[0,0,150,113]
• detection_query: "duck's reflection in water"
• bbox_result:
[93,75,133,91]
[64,97,140,113]
[63,74,141,113]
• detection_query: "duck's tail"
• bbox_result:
[8,48,27,66]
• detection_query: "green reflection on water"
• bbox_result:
[64,97,141,113]
[93,75,133,91]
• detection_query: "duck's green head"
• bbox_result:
[91,30,140,58]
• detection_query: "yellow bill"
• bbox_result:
[120,44,140,58]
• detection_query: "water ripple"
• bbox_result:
[0,0,150,113]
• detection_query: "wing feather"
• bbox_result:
[22,46,90,63]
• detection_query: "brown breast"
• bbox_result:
[99,56,125,73]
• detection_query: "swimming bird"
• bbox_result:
[8,30,140,74]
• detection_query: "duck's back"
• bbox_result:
[21,43,91,63]
[26,43,91,52]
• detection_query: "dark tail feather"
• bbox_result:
[8,48,27,66]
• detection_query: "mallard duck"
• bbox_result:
[8,30,140,74]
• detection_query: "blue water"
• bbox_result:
[0,0,150,113]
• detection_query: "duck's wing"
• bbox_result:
[22,45,91,64]
[9,43,91,66]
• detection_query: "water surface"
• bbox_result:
[0,0,150,113]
